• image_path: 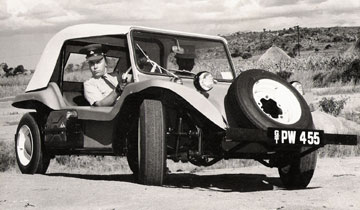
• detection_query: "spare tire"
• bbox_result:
[226,69,317,189]
[226,69,313,130]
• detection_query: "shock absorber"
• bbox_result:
[175,116,183,160]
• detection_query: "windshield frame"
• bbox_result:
[129,28,236,82]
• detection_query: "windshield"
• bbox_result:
[131,30,234,81]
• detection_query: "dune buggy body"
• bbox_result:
[12,24,358,188]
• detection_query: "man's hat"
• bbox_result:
[175,45,196,59]
[79,44,108,61]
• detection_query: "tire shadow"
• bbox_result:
[165,173,283,192]
[47,173,135,183]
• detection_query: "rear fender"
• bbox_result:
[12,82,65,110]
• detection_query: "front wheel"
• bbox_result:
[127,99,166,186]
[126,119,139,176]
[15,113,50,174]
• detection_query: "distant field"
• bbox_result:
[225,26,359,61]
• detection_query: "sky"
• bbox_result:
[0,0,359,69]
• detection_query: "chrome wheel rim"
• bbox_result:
[16,125,33,166]
[252,79,302,125]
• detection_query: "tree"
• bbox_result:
[65,63,74,72]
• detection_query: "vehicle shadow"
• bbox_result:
[46,172,321,193]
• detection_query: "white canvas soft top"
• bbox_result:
[26,24,131,92]
[26,24,228,92]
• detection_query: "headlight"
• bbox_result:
[290,81,304,95]
[194,71,215,92]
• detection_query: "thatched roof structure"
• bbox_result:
[258,45,291,63]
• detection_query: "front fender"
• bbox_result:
[116,80,227,130]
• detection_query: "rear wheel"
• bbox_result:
[15,113,50,174]
[226,69,317,189]
[127,99,166,186]
[278,148,317,189]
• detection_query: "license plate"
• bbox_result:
[268,128,324,146]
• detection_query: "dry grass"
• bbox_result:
[343,111,360,125]
[0,85,27,98]
[49,156,132,174]
[319,145,360,158]
[312,83,360,95]
[0,74,31,98]
[0,141,16,172]
[0,75,31,86]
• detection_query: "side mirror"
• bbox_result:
[172,39,184,54]
[172,45,184,54]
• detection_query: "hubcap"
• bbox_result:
[16,125,33,166]
[252,79,302,124]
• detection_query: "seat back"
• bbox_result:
[62,81,90,106]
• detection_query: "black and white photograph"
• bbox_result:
[0,0,359,209]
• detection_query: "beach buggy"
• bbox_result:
[12,24,358,188]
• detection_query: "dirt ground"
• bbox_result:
[0,158,359,210]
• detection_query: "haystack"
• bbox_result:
[258,45,291,63]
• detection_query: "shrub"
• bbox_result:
[276,71,293,80]
[259,42,272,51]
[230,49,242,58]
[324,44,332,50]
[332,35,343,42]
[293,43,302,51]
[231,50,252,59]
[287,51,296,58]
[312,72,325,87]
[318,97,348,116]
[241,52,252,59]
[324,70,342,84]
[312,71,343,87]
[341,59,360,84]
[0,141,16,172]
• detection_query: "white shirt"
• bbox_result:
[84,73,118,105]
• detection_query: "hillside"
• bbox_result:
[223,26,360,59]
